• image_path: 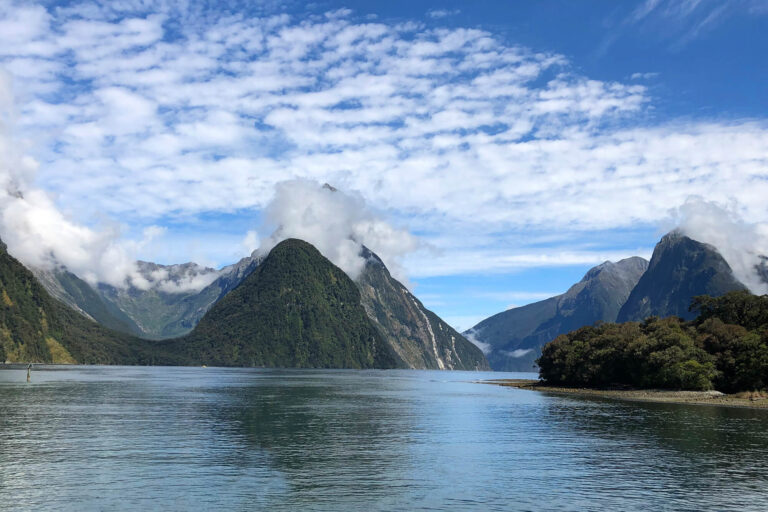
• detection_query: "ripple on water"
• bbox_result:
[1,367,767,511]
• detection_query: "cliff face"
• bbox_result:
[357,247,489,371]
[618,232,747,323]
[466,257,648,371]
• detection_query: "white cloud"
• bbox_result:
[462,328,492,354]
[0,74,217,292]
[673,197,768,294]
[261,179,420,282]
[427,9,461,19]
[0,1,763,281]
[501,349,534,358]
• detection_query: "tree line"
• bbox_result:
[537,291,768,392]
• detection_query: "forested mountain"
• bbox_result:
[0,239,178,365]
[176,239,400,368]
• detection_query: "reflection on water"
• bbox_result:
[1,367,767,511]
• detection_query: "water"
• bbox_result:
[1,367,767,511]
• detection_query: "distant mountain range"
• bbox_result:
[33,252,262,339]
[466,256,648,371]
[0,240,175,365]
[3,227,757,372]
[616,231,747,323]
[6,237,487,370]
[466,231,750,371]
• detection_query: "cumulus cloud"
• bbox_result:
[673,197,768,294]
[0,74,217,292]
[261,180,420,282]
[0,1,765,280]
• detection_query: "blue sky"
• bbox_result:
[0,0,767,329]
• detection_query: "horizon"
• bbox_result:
[1,0,767,331]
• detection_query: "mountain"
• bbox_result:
[757,256,768,285]
[465,257,649,371]
[32,267,144,336]
[617,231,748,323]
[34,252,262,339]
[177,239,400,368]
[357,247,489,371]
[0,239,178,365]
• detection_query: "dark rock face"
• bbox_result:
[357,247,489,371]
[757,256,768,285]
[465,257,649,371]
[617,231,747,323]
[179,239,400,369]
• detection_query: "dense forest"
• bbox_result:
[537,291,768,392]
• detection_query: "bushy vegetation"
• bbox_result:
[537,291,768,392]
[0,241,184,365]
[179,239,400,369]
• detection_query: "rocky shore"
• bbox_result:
[484,379,768,410]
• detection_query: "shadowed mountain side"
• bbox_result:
[757,256,768,285]
[34,252,262,339]
[618,232,747,323]
[0,240,184,365]
[357,247,489,371]
[33,267,144,336]
[176,239,400,369]
[466,257,649,372]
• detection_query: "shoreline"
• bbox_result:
[484,379,768,410]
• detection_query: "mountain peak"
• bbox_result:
[467,255,647,371]
[617,231,747,322]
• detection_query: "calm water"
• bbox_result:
[1,367,768,511]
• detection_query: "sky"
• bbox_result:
[0,0,767,330]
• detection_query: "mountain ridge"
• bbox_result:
[465,256,648,371]
[617,231,747,322]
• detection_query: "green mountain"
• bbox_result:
[617,231,747,322]
[176,239,400,369]
[465,257,649,371]
[357,247,489,370]
[33,267,144,336]
[0,240,178,365]
[34,253,262,339]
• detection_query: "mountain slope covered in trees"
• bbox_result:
[176,239,400,368]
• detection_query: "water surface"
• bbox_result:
[1,366,767,511]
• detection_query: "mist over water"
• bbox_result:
[1,367,767,511]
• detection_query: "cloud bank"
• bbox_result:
[0,74,217,291]
[262,180,420,282]
[0,1,765,280]
[674,197,768,295]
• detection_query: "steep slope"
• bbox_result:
[36,252,262,339]
[357,247,489,370]
[33,267,144,336]
[757,256,768,285]
[617,231,747,323]
[466,257,648,371]
[0,240,179,365]
[179,239,400,369]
